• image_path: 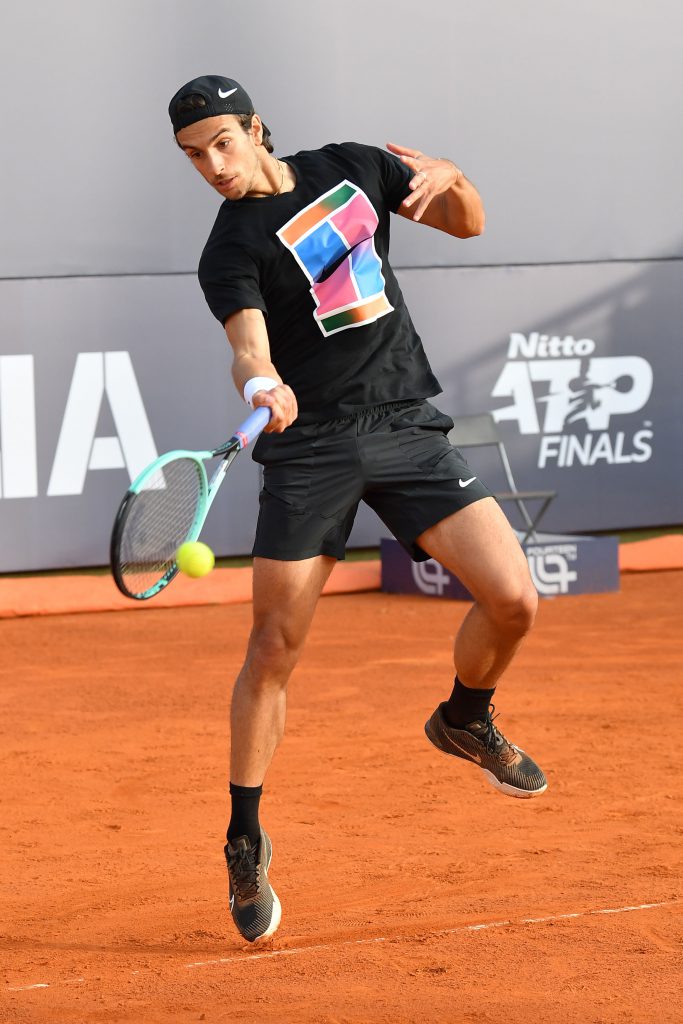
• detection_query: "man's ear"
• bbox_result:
[250,114,264,146]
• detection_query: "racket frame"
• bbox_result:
[110,407,270,601]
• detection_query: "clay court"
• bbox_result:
[2,567,681,1023]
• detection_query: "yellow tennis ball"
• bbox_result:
[176,541,215,578]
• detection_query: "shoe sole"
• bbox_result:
[424,720,547,800]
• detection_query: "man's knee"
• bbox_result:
[483,577,538,637]
[243,622,305,686]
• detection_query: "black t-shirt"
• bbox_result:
[198,142,441,421]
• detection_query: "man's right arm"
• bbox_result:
[224,308,298,433]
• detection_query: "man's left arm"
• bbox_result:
[387,142,485,238]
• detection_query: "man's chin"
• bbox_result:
[214,179,241,198]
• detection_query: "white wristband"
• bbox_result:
[243,376,279,408]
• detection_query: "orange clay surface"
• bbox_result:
[1,573,682,1024]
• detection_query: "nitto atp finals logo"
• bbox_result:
[490,332,654,468]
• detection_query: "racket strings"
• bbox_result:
[118,458,205,596]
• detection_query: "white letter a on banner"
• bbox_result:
[47,352,159,496]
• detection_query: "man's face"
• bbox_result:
[176,114,262,199]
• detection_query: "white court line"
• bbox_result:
[8,899,679,991]
[8,977,84,993]
[184,898,680,969]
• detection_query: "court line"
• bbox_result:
[8,977,85,993]
[7,899,679,991]
[184,898,680,969]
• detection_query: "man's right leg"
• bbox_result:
[231,554,336,785]
[225,554,335,943]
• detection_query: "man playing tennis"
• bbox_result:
[168,76,547,944]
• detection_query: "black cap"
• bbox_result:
[168,76,255,135]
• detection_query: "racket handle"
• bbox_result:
[234,405,272,449]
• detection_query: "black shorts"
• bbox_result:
[251,399,492,562]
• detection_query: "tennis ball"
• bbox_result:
[176,541,215,578]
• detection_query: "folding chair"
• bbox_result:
[447,413,556,543]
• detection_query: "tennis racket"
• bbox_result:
[110,406,270,601]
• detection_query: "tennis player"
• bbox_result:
[168,75,547,944]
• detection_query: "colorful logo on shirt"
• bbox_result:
[276,180,393,338]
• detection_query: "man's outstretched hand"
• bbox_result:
[386,142,463,222]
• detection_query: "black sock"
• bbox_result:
[443,676,495,728]
[227,782,262,848]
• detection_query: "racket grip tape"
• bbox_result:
[234,405,271,449]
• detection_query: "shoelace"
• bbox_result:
[228,842,261,901]
[479,705,517,761]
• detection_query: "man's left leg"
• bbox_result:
[417,497,547,798]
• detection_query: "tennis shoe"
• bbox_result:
[425,702,547,798]
[224,828,281,943]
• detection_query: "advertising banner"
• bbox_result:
[381,535,620,600]
[1,261,681,571]
[400,261,683,535]
[0,276,259,572]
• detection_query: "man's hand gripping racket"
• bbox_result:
[110,406,270,600]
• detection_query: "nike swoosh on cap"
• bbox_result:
[458,476,477,488]
[218,87,238,99]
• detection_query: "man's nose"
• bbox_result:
[206,150,225,178]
